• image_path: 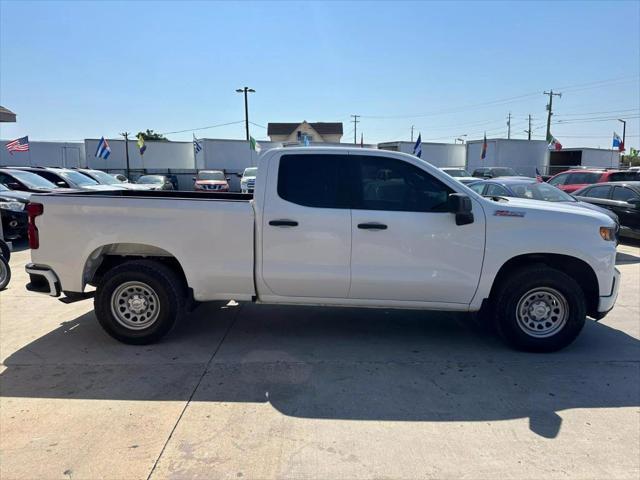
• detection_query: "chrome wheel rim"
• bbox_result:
[110,281,160,330]
[516,287,568,338]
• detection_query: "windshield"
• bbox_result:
[443,168,470,178]
[0,184,8,191]
[491,167,517,177]
[137,175,164,184]
[85,170,120,185]
[243,167,258,177]
[7,170,58,189]
[197,171,225,181]
[509,182,575,202]
[58,170,99,186]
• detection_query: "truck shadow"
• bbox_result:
[1,302,638,439]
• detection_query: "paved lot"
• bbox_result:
[1,241,639,480]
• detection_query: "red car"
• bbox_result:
[547,168,638,193]
[193,170,230,192]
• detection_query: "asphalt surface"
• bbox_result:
[1,240,638,479]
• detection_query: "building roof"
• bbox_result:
[267,122,343,136]
[0,106,16,122]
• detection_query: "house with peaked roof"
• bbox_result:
[267,121,343,143]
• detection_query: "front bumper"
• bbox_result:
[594,267,621,320]
[25,263,61,297]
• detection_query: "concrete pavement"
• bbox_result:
[1,241,638,479]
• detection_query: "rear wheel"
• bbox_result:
[493,265,586,352]
[95,260,185,344]
[0,256,11,291]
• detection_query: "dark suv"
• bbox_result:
[472,167,519,179]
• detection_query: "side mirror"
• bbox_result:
[225,177,231,182]
[449,193,474,226]
[192,177,196,181]
[7,182,21,190]
[56,181,67,187]
[628,198,640,208]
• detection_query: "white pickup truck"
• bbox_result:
[25,147,620,351]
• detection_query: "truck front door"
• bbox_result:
[348,153,485,304]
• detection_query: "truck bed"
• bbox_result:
[29,190,257,301]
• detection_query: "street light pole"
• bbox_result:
[236,87,255,141]
[618,119,626,152]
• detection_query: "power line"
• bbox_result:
[159,120,245,136]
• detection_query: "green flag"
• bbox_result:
[250,136,261,153]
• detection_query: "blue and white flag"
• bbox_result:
[95,137,111,159]
[193,134,202,154]
[413,133,422,158]
[613,132,622,149]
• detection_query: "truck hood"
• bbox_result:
[195,180,228,185]
[481,196,615,225]
[115,183,156,190]
[83,184,128,191]
[0,189,31,201]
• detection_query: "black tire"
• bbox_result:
[0,255,11,291]
[493,265,586,352]
[0,240,10,263]
[94,260,186,344]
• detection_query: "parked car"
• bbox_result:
[135,175,175,190]
[547,168,638,194]
[467,177,620,226]
[0,239,10,290]
[0,193,28,240]
[193,170,229,192]
[440,167,476,185]
[12,166,126,191]
[25,147,619,352]
[76,168,154,190]
[573,182,640,240]
[240,167,258,193]
[0,168,61,193]
[471,167,520,179]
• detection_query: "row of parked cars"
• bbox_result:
[440,166,640,241]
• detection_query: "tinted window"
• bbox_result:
[567,172,602,185]
[509,182,575,202]
[354,155,452,212]
[490,167,517,177]
[608,171,639,182]
[583,185,611,199]
[485,184,509,196]
[31,170,67,186]
[548,173,569,186]
[5,170,57,189]
[612,186,639,202]
[472,169,488,177]
[277,154,349,209]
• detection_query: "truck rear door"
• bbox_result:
[260,153,352,298]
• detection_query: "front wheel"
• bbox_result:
[493,266,587,352]
[94,260,185,344]
[0,255,11,291]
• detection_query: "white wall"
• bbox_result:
[85,139,194,171]
[466,139,549,177]
[580,149,620,168]
[378,142,466,168]
[0,141,85,167]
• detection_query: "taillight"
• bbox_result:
[27,202,44,249]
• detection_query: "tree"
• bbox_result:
[136,129,168,141]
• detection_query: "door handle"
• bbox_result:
[269,219,299,227]
[357,222,388,230]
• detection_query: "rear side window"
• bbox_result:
[353,155,452,212]
[583,185,611,199]
[485,184,509,196]
[277,154,350,209]
[548,173,569,186]
[468,183,485,194]
[567,172,601,185]
[34,170,67,186]
[611,186,639,202]
[608,171,639,182]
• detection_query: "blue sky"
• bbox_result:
[1,0,638,149]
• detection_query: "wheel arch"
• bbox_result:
[82,243,189,292]
[489,253,600,317]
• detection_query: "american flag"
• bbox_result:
[5,136,29,154]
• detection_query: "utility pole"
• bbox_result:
[351,115,360,145]
[411,125,415,142]
[236,87,255,141]
[507,112,512,139]
[120,131,131,179]
[543,90,562,142]
[524,114,532,140]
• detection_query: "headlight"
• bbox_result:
[0,201,25,212]
[599,226,616,242]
